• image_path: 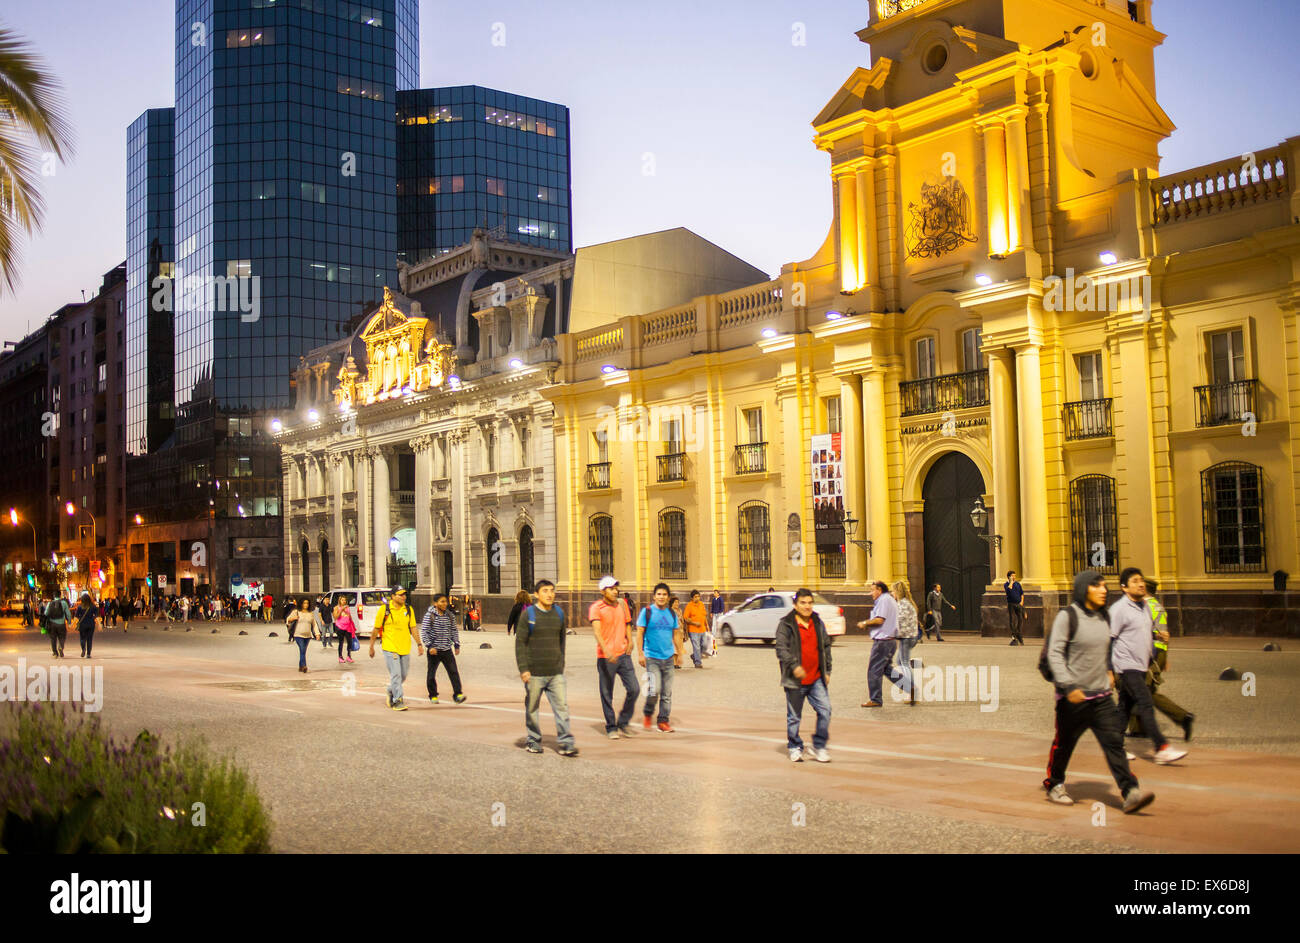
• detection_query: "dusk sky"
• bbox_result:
[2,0,1298,339]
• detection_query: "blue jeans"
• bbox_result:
[643,656,674,723]
[896,636,918,687]
[294,636,310,668]
[525,674,575,749]
[383,651,410,704]
[597,654,641,731]
[786,677,831,751]
[688,632,706,666]
[867,638,908,703]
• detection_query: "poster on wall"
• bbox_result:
[811,432,845,552]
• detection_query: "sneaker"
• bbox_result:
[346,656,354,663]
[608,730,620,740]
[1181,714,1194,742]
[558,746,580,757]
[861,701,882,708]
[454,694,467,704]
[789,748,803,762]
[1126,752,1137,761]
[1154,746,1187,765]
[385,692,392,708]
[1122,788,1156,814]
[812,748,831,763]
[339,657,345,664]
[1046,784,1074,805]
[429,695,439,704]
[391,701,407,712]
[657,721,674,733]
[525,742,543,754]
[616,725,635,737]
[643,714,653,730]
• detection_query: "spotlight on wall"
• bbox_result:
[974,274,993,287]
[307,409,319,422]
[825,310,844,321]
[1099,251,1118,265]
[761,328,778,339]
[448,375,461,389]
[270,418,282,433]
[600,364,617,374]
[509,358,523,369]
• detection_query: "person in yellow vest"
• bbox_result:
[1126,579,1194,741]
[369,586,424,711]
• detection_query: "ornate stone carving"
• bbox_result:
[906,177,977,259]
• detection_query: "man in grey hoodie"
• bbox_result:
[1042,570,1155,814]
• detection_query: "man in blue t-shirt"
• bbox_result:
[636,583,681,732]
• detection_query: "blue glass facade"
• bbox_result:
[397,86,572,264]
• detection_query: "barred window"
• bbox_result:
[1201,462,1265,573]
[1069,475,1119,575]
[486,527,501,594]
[519,525,534,594]
[738,501,772,580]
[589,514,614,580]
[659,508,687,580]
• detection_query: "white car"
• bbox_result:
[714,591,846,645]
[328,587,393,639]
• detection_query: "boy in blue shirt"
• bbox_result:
[636,582,682,732]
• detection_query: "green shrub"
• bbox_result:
[0,702,271,853]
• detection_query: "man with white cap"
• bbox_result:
[589,575,640,739]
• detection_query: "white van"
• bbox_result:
[328,587,392,639]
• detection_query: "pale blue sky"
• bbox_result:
[2,0,1298,338]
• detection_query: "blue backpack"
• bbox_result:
[524,604,564,636]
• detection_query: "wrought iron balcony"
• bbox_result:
[657,451,686,482]
[734,442,768,474]
[585,462,611,489]
[1063,398,1113,440]
[899,369,989,417]
[1195,379,1258,428]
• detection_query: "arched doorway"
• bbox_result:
[518,525,534,593]
[921,452,989,630]
[320,538,331,593]
[486,527,501,594]
[300,539,311,593]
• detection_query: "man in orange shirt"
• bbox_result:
[683,589,710,668]
[589,575,640,739]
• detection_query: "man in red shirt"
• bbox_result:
[774,588,833,763]
[588,575,640,739]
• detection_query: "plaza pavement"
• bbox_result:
[1,616,1297,853]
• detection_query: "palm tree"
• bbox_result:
[0,24,74,295]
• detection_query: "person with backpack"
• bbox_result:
[516,579,578,756]
[419,593,466,704]
[369,586,423,710]
[1111,568,1188,765]
[635,583,681,733]
[45,594,71,657]
[1041,569,1155,814]
[589,576,640,739]
[506,590,530,636]
[74,593,102,658]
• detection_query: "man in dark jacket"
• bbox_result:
[775,588,833,763]
[516,579,578,757]
[1042,569,1154,814]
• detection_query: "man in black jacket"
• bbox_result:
[774,588,833,763]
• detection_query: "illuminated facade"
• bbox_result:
[549,0,1300,635]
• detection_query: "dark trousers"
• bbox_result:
[1118,669,1168,750]
[1043,694,1138,794]
[426,649,463,698]
[1126,649,1191,731]
[1008,604,1024,642]
[48,624,66,655]
[79,627,96,656]
[597,653,641,731]
[866,638,908,703]
[337,631,352,659]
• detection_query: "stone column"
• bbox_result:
[411,435,433,594]
[862,367,893,580]
[1014,344,1050,582]
[855,162,877,290]
[981,119,1010,256]
[839,373,867,584]
[987,349,1022,573]
[1004,108,1032,252]
[372,446,392,587]
[837,172,859,293]
[329,453,346,588]
[356,448,373,585]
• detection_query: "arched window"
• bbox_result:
[320,538,331,593]
[658,508,686,579]
[486,527,501,594]
[1069,475,1119,574]
[738,501,771,580]
[589,514,613,580]
[519,525,534,594]
[1201,462,1265,572]
[300,539,311,592]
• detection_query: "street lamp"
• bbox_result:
[9,507,38,565]
[969,497,1002,552]
[844,509,873,556]
[66,502,98,564]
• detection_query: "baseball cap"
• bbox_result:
[598,576,619,590]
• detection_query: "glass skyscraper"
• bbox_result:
[396,86,572,264]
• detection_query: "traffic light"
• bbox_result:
[146,575,153,587]
[26,573,35,588]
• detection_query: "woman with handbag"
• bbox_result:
[334,597,358,664]
[74,593,103,658]
[288,598,321,672]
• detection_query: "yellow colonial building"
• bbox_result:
[546,0,1300,635]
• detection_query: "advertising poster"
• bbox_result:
[811,432,845,552]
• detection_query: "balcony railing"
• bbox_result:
[394,490,415,507]
[899,369,989,417]
[1063,398,1113,440]
[657,452,686,482]
[734,442,768,474]
[1195,379,1258,428]
[585,462,611,489]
